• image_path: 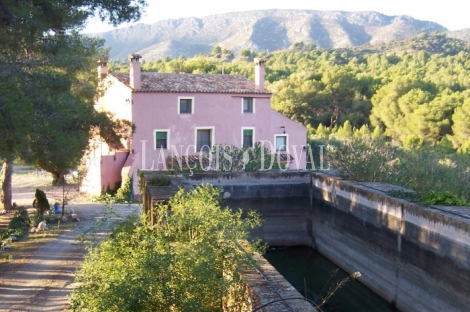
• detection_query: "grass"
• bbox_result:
[0,217,78,264]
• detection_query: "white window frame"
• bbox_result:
[194,126,215,153]
[178,96,195,114]
[241,97,255,114]
[241,127,255,148]
[154,129,170,149]
[274,134,288,152]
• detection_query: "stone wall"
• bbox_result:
[310,172,470,312]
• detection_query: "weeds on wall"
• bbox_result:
[313,123,470,205]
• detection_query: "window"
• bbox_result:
[155,130,168,149]
[242,128,254,148]
[196,129,212,152]
[243,97,254,113]
[275,135,287,151]
[179,98,193,114]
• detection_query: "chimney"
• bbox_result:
[97,58,108,80]
[254,58,266,90]
[129,53,142,89]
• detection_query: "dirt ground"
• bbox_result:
[0,165,140,311]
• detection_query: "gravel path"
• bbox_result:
[0,167,141,312]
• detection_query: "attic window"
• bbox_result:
[179,98,193,114]
[243,97,254,113]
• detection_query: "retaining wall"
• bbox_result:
[186,171,470,312]
[188,171,311,199]
[188,172,313,246]
[187,171,316,311]
[310,172,470,312]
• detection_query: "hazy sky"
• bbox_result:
[83,0,470,33]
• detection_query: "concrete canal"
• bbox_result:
[143,171,470,312]
[227,196,396,311]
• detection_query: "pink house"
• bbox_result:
[82,55,307,196]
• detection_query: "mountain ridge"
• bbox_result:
[87,9,468,60]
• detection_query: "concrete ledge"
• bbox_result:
[188,171,311,199]
[310,172,470,312]
[245,254,316,312]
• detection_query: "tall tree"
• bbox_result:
[451,96,470,150]
[0,0,147,209]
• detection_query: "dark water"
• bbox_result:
[264,246,398,312]
[224,197,398,311]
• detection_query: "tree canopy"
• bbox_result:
[0,0,146,206]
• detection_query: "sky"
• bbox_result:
[82,0,470,33]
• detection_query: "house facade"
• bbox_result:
[82,55,307,196]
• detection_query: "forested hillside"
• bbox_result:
[110,32,470,151]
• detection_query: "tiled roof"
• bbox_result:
[111,72,271,94]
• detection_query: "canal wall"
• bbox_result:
[188,171,313,247]
[310,172,470,312]
[188,171,311,199]
[187,172,316,311]
[186,171,470,312]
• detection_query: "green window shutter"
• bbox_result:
[156,132,167,139]
[243,129,252,136]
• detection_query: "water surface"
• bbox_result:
[264,246,398,312]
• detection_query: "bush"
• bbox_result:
[147,174,171,186]
[71,185,264,311]
[421,190,468,206]
[114,177,133,203]
[93,177,135,203]
[209,143,286,172]
[0,207,30,240]
[34,188,50,216]
[326,135,398,182]
[390,145,470,203]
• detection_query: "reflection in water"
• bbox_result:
[264,246,398,312]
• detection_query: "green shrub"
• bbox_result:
[0,207,30,240]
[114,177,133,203]
[209,143,286,172]
[390,145,470,203]
[421,190,468,206]
[326,135,398,182]
[147,174,171,186]
[93,177,135,203]
[71,185,264,311]
[34,188,50,216]
[324,132,470,205]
